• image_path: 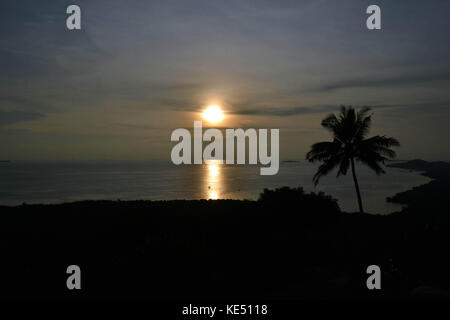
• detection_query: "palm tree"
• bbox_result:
[306,106,399,214]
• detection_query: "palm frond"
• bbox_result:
[356,135,399,160]
[337,156,350,176]
[306,140,342,162]
[354,107,373,141]
[321,113,340,133]
[361,135,400,148]
[357,153,387,175]
[312,155,343,186]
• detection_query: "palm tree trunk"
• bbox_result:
[350,157,364,214]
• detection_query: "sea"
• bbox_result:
[0,160,431,214]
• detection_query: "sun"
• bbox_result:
[202,105,224,123]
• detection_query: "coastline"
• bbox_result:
[386,159,450,212]
[1,182,450,299]
[1,162,450,299]
[0,160,433,213]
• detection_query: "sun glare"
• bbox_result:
[208,164,220,178]
[202,105,224,123]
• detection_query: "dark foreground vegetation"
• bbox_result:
[1,161,450,300]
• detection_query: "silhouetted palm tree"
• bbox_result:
[306,106,399,213]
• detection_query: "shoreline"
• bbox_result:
[386,159,450,210]
[1,162,450,299]
[0,159,439,213]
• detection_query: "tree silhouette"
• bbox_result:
[306,106,399,213]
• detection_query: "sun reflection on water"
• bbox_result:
[206,160,221,199]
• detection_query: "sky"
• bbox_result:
[1,0,450,161]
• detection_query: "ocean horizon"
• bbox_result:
[0,160,431,214]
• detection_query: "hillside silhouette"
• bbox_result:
[1,161,449,300]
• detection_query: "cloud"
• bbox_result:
[0,110,45,126]
[0,96,54,112]
[230,105,344,117]
[229,102,450,117]
[0,0,450,160]
[318,70,450,92]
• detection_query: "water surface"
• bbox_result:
[0,160,431,214]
